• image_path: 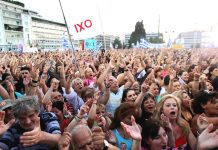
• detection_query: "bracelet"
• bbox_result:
[32,80,38,83]
[74,115,82,122]
[31,82,38,87]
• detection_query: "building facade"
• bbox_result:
[95,34,115,49]
[177,31,202,48]
[0,0,79,51]
[0,0,25,50]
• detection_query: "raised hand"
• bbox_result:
[197,124,218,150]
[92,126,105,150]
[20,117,43,147]
[121,116,142,141]
[5,80,14,93]
[141,79,149,93]
[197,114,209,133]
[58,132,71,150]
[161,114,173,132]
[77,102,90,118]
[0,111,15,136]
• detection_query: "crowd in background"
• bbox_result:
[0,47,217,150]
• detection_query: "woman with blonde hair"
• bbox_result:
[153,94,196,149]
[172,90,193,123]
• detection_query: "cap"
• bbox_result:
[0,99,13,111]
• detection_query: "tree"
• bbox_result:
[129,21,146,48]
[113,38,122,49]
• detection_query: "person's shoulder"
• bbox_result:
[40,112,58,121]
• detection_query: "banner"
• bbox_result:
[61,0,102,40]
[84,39,97,50]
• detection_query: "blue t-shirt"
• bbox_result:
[0,92,23,102]
[0,112,61,150]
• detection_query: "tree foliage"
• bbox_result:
[113,38,122,49]
[129,21,146,48]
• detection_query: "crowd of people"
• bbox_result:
[0,47,217,150]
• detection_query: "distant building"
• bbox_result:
[124,33,131,46]
[146,33,163,42]
[0,0,25,50]
[176,31,214,48]
[95,34,115,49]
[0,0,78,51]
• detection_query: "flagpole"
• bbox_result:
[58,0,80,73]
[96,0,106,50]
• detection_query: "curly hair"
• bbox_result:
[192,91,218,114]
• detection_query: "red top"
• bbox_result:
[176,134,187,148]
[60,118,70,133]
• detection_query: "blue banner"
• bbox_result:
[84,39,97,50]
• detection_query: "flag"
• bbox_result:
[110,42,113,49]
[136,41,140,48]
[61,0,102,40]
[139,38,151,49]
[61,32,74,49]
[167,38,173,48]
[92,42,102,56]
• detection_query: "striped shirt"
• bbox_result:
[0,112,61,150]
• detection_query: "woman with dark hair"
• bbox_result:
[108,103,138,150]
[121,88,137,103]
[138,93,156,126]
[191,91,218,136]
[141,119,170,150]
[208,65,218,81]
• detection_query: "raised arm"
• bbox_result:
[0,84,9,100]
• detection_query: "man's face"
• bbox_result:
[73,129,94,150]
[51,92,64,102]
[18,110,39,131]
[109,76,119,92]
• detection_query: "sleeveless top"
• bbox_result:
[112,129,133,150]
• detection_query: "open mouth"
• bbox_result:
[147,106,154,111]
[170,111,176,116]
[162,145,167,149]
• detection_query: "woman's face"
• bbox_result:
[212,68,218,77]
[143,98,156,114]
[121,114,132,125]
[146,127,168,150]
[131,82,140,95]
[182,92,192,109]
[163,98,178,120]
[85,68,94,79]
[125,90,137,103]
[51,78,60,90]
[206,81,214,92]
[203,98,218,116]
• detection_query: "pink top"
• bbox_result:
[83,77,96,86]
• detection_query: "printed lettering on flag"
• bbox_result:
[61,0,102,40]
[84,39,97,50]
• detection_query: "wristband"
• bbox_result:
[32,80,38,83]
